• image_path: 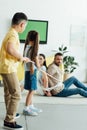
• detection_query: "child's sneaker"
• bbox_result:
[14,113,20,119]
[3,120,23,130]
[23,109,38,116]
[29,106,43,113]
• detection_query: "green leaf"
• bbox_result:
[63,46,67,51]
[59,47,62,51]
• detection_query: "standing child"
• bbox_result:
[0,12,29,130]
[23,31,42,116]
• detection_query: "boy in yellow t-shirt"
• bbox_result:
[0,12,30,130]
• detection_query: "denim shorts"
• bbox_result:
[24,70,37,90]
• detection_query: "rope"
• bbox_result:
[29,60,64,91]
[42,82,64,91]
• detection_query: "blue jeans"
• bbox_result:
[54,76,87,97]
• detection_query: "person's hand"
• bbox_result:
[44,91,52,97]
[46,91,52,96]
[21,57,30,63]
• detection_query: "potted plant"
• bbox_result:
[58,45,79,80]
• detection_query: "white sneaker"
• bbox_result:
[23,109,38,116]
[29,106,43,113]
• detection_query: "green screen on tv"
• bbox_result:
[19,19,48,44]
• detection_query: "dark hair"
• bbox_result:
[55,52,63,57]
[39,53,47,69]
[12,12,28,25]
[23,30,39,61]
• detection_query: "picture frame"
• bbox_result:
[70,24,85,46]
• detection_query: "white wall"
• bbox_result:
[0,0,87,82]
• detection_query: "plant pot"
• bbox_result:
[63,73,71,81]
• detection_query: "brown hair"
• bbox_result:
[39,53,47,69]
[23,30,39,61]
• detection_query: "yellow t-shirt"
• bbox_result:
[0,28,20,73]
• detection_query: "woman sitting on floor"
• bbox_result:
[36,53,51,96]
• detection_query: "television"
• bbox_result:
[19,19,48,44]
